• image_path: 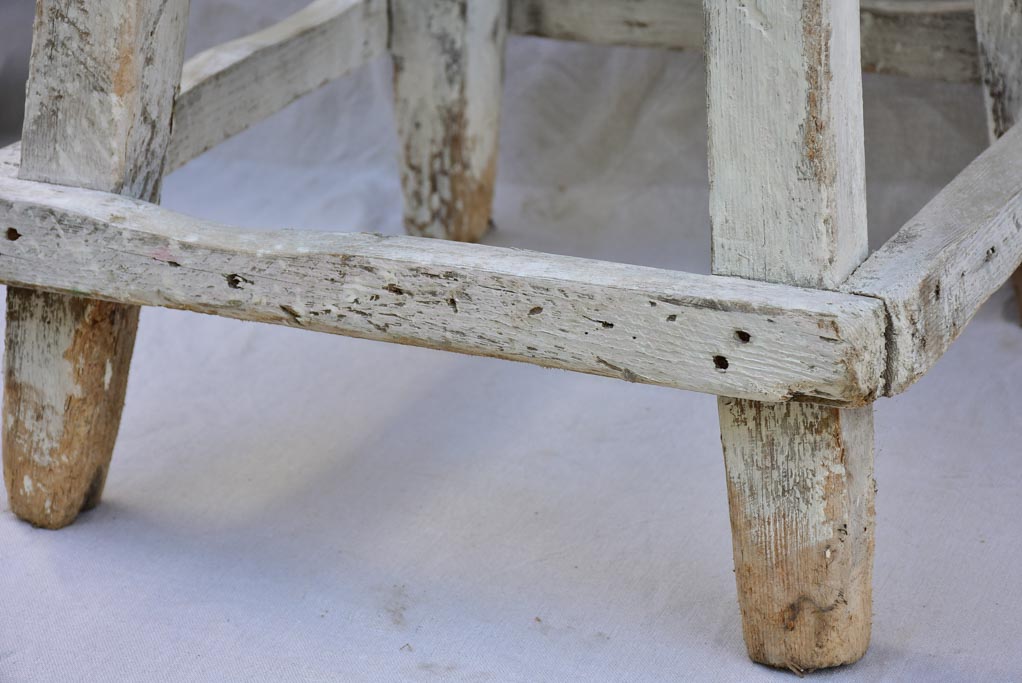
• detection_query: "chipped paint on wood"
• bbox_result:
[974,0,1022,324]
[509,0,703,50]
[706,0,875,671]
[391,0,507,242]
[0,169,887,406]
[720,400,875,671]
[4,0,189,529]
[860,0,978,83]
[509,0,979,83]
[167,0,388,173]
[844,124,1022,395]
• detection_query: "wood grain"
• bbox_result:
[391,0,507,242]
[844,123,1022,395]
[5,0,189,529]
[706,0,875,671]
[974,0,1022,323]
[166,0,387,173]
[509,0,979,83]
[0,169,886,406]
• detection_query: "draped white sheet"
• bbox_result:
[1,1,1019,681]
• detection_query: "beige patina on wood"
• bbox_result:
[0,164,886,406]
[4,0,190,529]
[974,0,1022,322]
[510,0,979,83]
[0,0,1020,672]
[705,0,875,671]
[391,0,507,242]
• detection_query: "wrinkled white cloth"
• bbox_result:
[1,2,1020,681]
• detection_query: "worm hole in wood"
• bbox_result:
[6,227,21,240]
[713,355,729,370]
[735,330,751,343]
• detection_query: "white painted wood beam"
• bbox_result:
[705,0,876,670]
[166,0,388,173]
[0,170,886,406]
[509,0,979,83]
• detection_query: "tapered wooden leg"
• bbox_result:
[3,0,190,529]
[704,0,875,671]
[975,0,1022,323]
[718,401,875,671]
[390,0,507,242]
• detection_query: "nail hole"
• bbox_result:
[735,330,751,343]
[6,227,20,241]
[713,355,729,370]
[225,273,249,289]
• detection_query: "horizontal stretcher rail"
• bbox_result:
[508,0,979,83]
[0,149,885,406]
[164,0,978,178]
[166,0,388,173]
[844,123,1022,396]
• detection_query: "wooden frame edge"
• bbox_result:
[508,0,979,83]
[0,164,885,406]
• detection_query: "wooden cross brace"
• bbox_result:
[1,0,1019,673]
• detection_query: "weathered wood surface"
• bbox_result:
[706,0,875,671]
[9,0,981,187]
[708,4,868,290]
[6,0,190,529]
[509,0,703,51]
[509,0,979,83]
[391,0,507,242]
[0,170,886,406]
[860,0,978,83]
[976,0,1022,139]
[844,123,1022,395]
[974,0,1022,322]
[166,0,387,173]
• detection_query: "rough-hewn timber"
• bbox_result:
[509,0,979,83]
[6,0,190,529]
[706,0,876,671]
[0,169,886,406]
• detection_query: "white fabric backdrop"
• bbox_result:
[1,2,1020,681]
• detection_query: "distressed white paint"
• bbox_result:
[4,0,190,530]
[0,171,887,406]
[976,0,1022,139]
[19,1,189,201]
[844,123,1022,395]
[509,0,979,83]
[509,0,703,50]
[707,1,867,290]
[4,296,86,466]
[166,0,387,173]
[860,1,978,83]
[390,0,507,241]
[706,0,875,670]
[974,0,1022,321]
